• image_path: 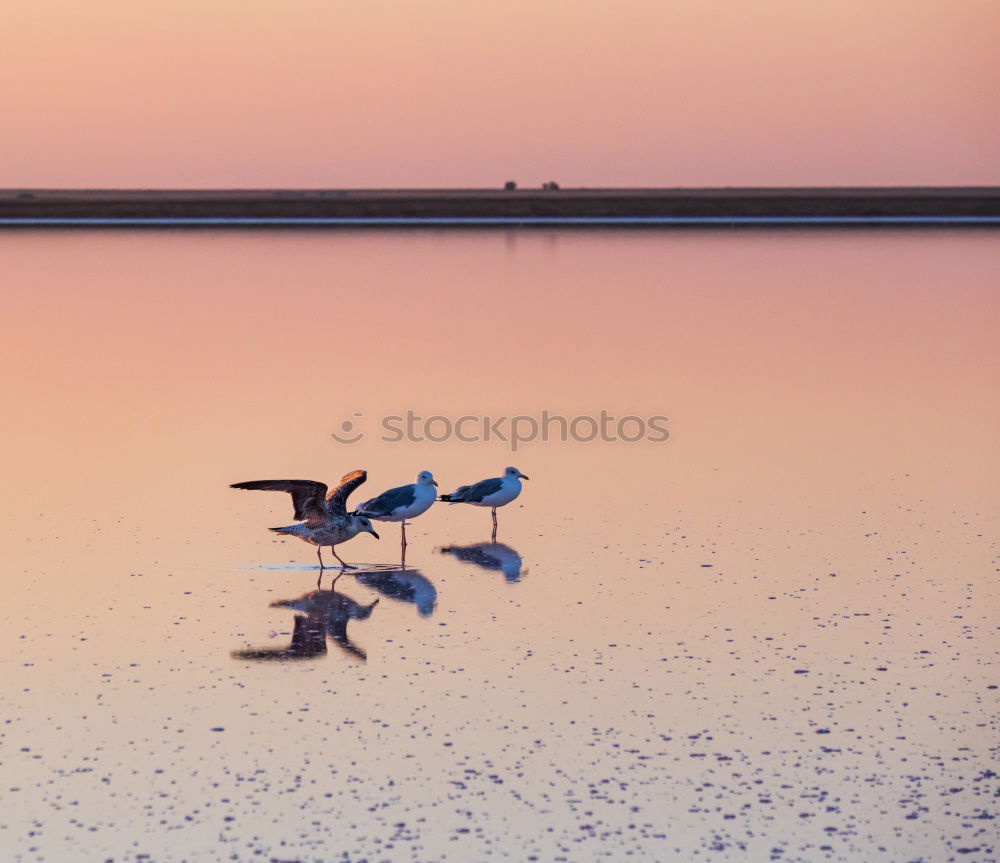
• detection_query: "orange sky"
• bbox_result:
[2,0,998,187]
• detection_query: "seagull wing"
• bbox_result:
[324,469,368,515]
[355,484,416,518]
[450,477,503,503]
[230,479,329,524]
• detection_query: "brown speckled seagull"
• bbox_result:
[231,469,379,584]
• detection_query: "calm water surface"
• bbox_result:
[1,229,998,862]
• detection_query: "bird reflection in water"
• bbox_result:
[439,542,524,582]
[231,588,378,661]
[354,568,437,617]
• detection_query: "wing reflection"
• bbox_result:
[355,568,437,617]
[439,542,524,582]
[232,588,378,661]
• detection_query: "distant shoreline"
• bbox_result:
[2,187,998,227]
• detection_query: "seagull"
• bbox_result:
[440,466,529,539]
[231,469,379,583]
[354,471,438,557]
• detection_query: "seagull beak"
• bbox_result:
[519,473,530,480]
[431,480,438,487]
[369,528,380,539]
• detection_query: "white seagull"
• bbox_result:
[354,470,438,555]
[440,466,529,538]
[231,469,380,583]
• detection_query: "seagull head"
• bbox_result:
[352,515,380,539]
[505,466,529,480]
[416,470,438,487]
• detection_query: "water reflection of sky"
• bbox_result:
[2,230,998,862]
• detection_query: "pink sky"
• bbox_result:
[2,0,998,187]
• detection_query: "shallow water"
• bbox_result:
[1,229,998,862]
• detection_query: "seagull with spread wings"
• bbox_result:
[231,469,379,582]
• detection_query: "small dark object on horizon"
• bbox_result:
[542,181,560,190]
[504,180,517,190]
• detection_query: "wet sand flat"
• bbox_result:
[1,228,997,861]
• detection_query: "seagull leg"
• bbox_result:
[316,546,325,588]
[332,546,356,570]
[491,507,498,542]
